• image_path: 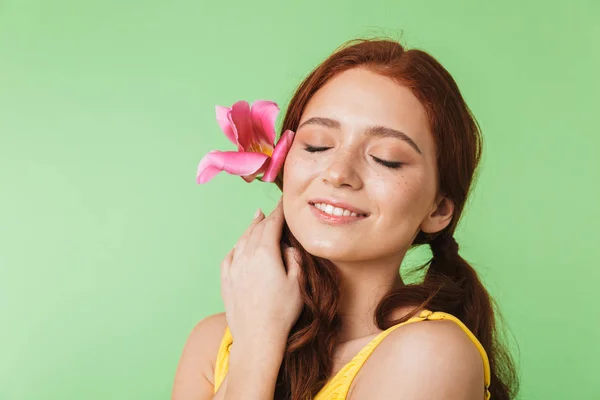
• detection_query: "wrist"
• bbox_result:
[230,335,288,359]
[232,328,289,350]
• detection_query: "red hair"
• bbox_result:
[272,38,519,400]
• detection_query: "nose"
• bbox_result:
[322,150,363,190]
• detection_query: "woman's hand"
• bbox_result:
[220,197,303,347]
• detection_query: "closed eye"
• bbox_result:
[303,145,403,169]
[371,156,403,169]
[303,145,331,153]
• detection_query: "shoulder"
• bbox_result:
[189,312,229,384]
[190,311,229,350]
[350,318,485,400]
[172,312,228,398]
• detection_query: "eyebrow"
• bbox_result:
[297,116,423,156]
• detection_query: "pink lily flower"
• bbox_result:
[196,100,295,184]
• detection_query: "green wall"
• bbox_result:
[1,0,598,398]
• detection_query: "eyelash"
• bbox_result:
[303,146,403,169]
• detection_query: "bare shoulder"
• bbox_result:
[194,312,229,376]
[350,319,485,400]
[172,312,228,400]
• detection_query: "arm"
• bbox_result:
[223,336,288,400]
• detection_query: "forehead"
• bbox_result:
[299,68,433,154]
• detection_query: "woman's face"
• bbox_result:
[282,67,452,263]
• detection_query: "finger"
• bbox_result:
[221,245,235,281]
[245,197,283,250]
[282,246,302,278]
[258,197,286,247]
[233,208,265,257]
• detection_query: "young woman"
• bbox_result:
[173,38,519,400]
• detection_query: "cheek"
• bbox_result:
[370,175,427,215]
[283,152,318,188]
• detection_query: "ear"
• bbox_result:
[419,194,454,234]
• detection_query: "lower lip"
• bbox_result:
[309,203,368,225]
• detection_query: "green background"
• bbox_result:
[1,0,598,398]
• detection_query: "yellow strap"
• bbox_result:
[213,326,232,394]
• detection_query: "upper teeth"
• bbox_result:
[314,202,362,217]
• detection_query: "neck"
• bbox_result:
[333,254,407,343]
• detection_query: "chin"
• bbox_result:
[294,237,358,262]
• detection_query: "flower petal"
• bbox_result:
[215,105,238,146]
[229,101,254,152]
[261,130,296,182]
[196,150,269,184]
[240,162,269,183]
[250,100,279,147]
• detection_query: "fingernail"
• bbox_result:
[278,196,283,204]
[254,208,262,218]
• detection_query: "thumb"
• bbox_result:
[282,246,302,277]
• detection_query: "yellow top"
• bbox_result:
[213,309,491,400]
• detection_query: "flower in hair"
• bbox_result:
[196,100,295,184]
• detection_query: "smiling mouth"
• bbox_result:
[308,201,369,219]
